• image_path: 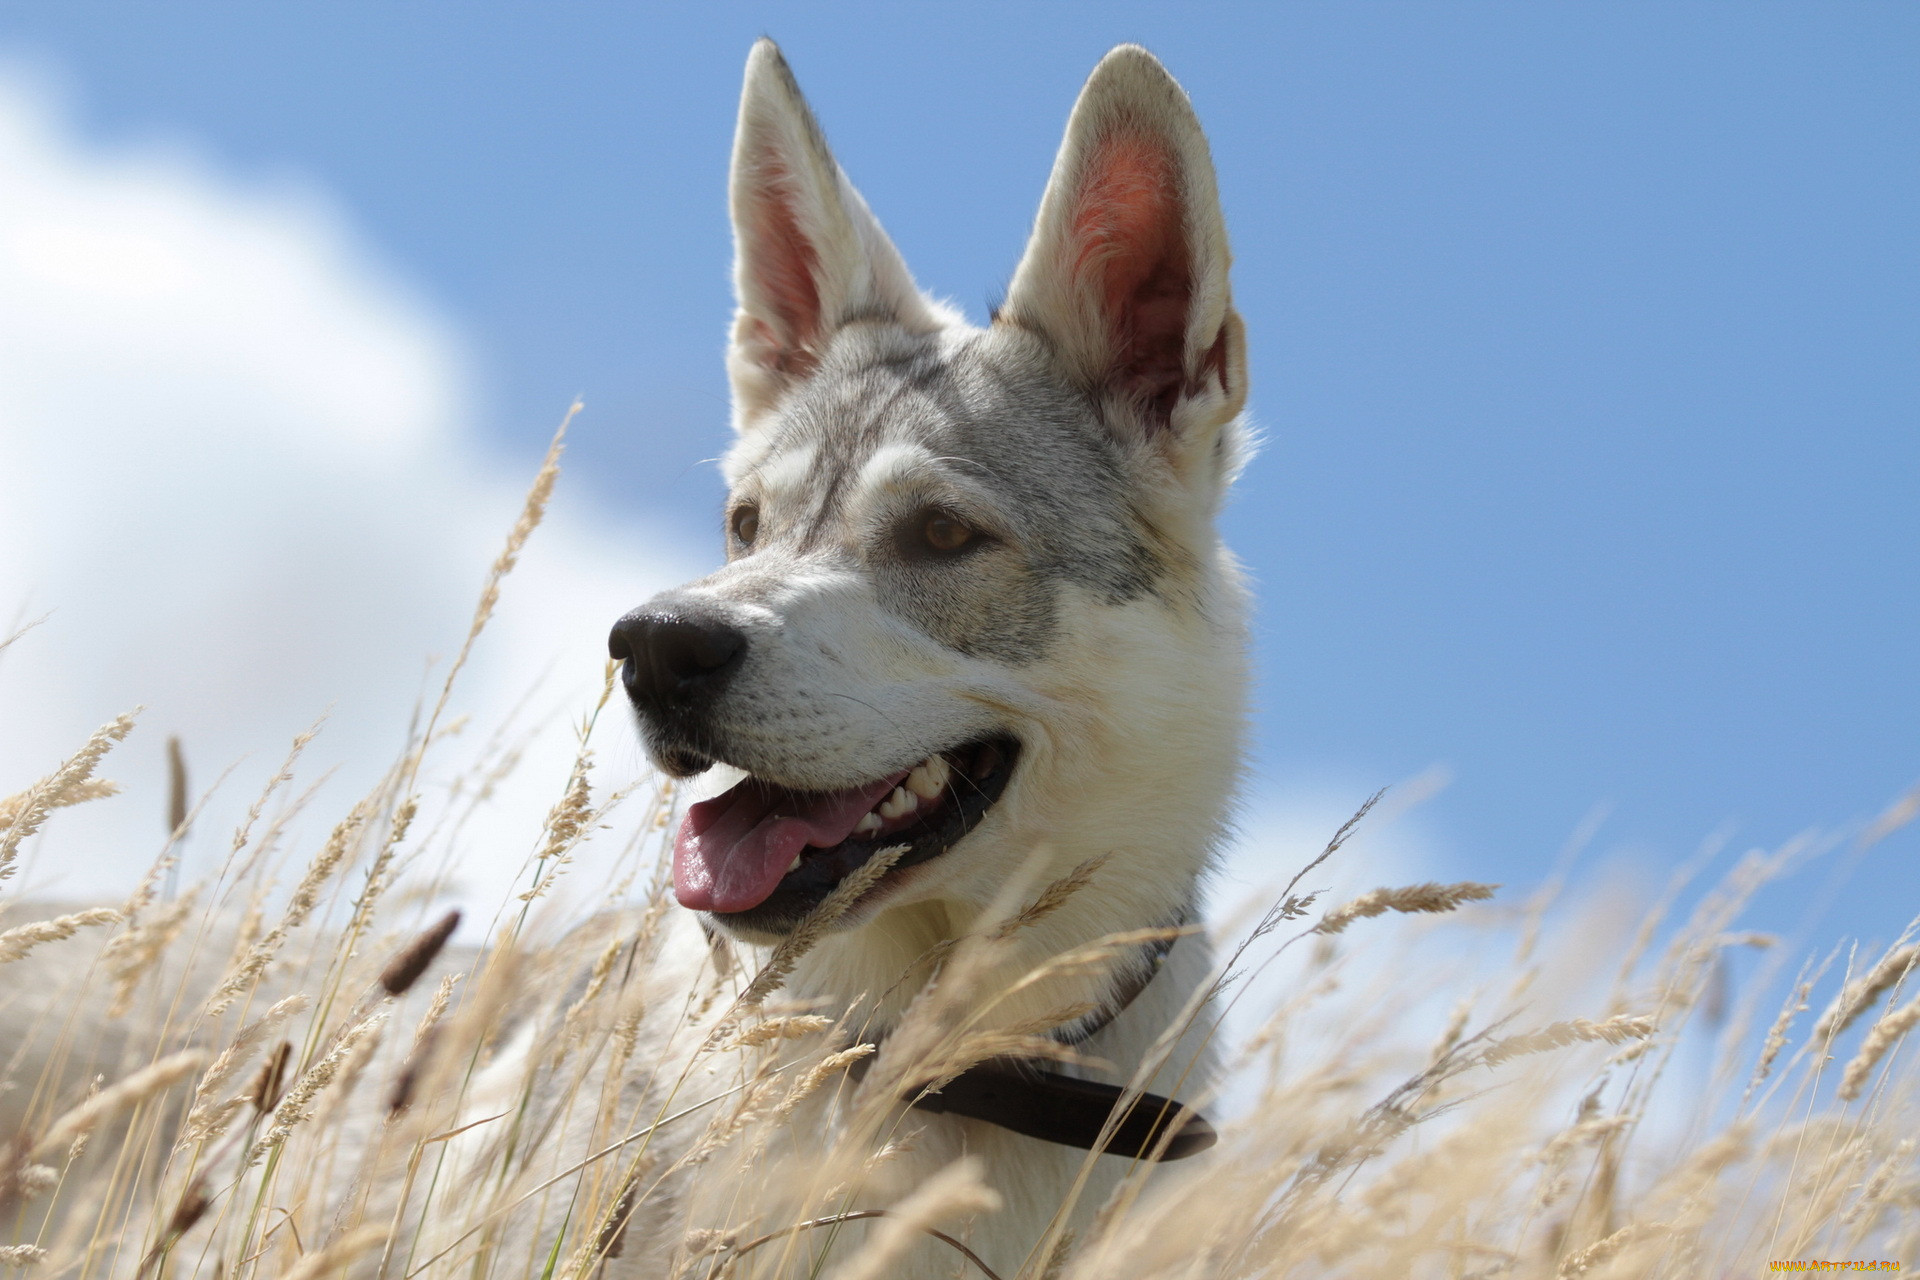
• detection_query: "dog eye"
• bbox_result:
[730,505,760,546]
[920,512,975,554]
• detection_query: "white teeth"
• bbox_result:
[907,755,950,801]
[856,759,947,834]
[787,855,802,873]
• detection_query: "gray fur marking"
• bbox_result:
[735,321,1165,665]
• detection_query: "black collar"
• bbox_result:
[858,922,1217,1162]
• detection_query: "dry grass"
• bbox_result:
[2,440,1917,1279]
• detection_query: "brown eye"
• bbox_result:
[731,505,760,546]
[922,512,975,554]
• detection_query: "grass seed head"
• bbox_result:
[379,907,462,996]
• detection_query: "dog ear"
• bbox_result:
[726,40,940,427]
[1000,46,1246,478]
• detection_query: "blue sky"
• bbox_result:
[2,3,1916,946]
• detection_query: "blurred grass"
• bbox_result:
[1,447,1916,1280]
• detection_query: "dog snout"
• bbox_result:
[609,607,748,711]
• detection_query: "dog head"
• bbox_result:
[611,41,1250,945]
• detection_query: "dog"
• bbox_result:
[603,36,1253,1277]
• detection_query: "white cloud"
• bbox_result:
[0,68,704,901]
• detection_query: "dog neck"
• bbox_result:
[845,915,1217,1161]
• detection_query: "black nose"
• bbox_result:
[608,608,748,708]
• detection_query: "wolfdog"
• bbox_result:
[604,36,1251,1276]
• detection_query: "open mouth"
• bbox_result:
[672,734,1020,930]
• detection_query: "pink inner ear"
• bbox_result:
[1070,132,1193,427]
[742,154,822,375]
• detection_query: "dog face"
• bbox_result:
[611,42,1250,943]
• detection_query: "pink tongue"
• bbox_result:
[673,772,907,913]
